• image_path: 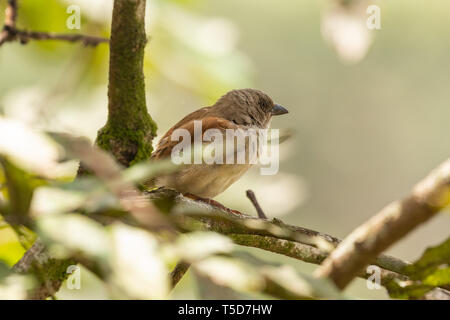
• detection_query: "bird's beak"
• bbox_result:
[271,103,289,116]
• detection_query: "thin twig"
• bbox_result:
[0,28,109,47]
[246,190,267,219]
[13,30,109,46]
[0,0,17,45]
[0,0,108,47]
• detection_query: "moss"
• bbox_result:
[96,120,156,167]
[36,258,75,283]
[228,234,327,265]
[28,257,76,299]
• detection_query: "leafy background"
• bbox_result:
[0,0,449,299]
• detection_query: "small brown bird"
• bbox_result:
[149,89,288,198]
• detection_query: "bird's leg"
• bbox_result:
[183,193,243,215]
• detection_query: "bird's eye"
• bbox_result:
[259,98,273,111]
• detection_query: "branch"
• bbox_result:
[228,234,404,287]
[147,189,416,289]
[314,159,450,290]
[170,261,191,288]
[95,0,157,167]
[174,212,409,287]
[144,187,449,298]
[13,239,75,300]
[0,0,108,46]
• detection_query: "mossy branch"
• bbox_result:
[96,0,157,167]
[146,188,449,298]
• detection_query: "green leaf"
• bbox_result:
[0,238,26,267]
[422,267,450,287]
[385,280,433,300]
[404,237,450,281]
[387,237,450,299]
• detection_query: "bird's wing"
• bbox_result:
[151,114,238,160]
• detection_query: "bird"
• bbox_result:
[148,88,288,199]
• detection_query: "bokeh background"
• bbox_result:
[0,0,449,299]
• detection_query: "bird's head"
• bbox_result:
[213,88,288,128]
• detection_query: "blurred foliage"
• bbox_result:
[0,121,341,299]
[0,0,254,280]
[386,238,450,299]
